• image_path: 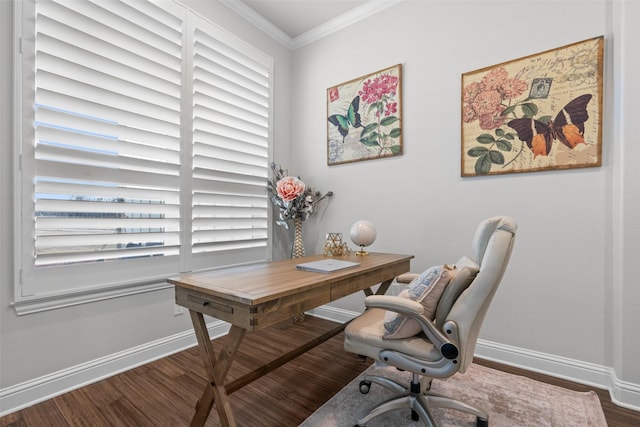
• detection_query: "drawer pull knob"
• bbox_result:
[202,301,209,306]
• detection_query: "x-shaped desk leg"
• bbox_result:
[186,278,394,426]
[189,310,246,427]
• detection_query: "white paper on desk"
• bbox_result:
[295,259,360,273]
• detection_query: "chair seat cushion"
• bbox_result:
[383,264,455,339]
[344,307,442,362]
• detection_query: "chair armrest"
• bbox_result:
[364,295,458,360]
[395,273,419,284]
[365,295,423,315]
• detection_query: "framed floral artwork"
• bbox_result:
[327,64,402,166]
[461,36,604,176]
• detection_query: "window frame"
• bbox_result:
[12,0,274,315]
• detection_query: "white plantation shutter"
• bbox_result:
[15,0,273,313]
[190,18,270,269]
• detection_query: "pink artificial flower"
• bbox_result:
[276,176,306,202]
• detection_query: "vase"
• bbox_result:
[291,217,305,258]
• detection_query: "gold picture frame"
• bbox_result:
[327,64,402,166]
[461,36,604,176]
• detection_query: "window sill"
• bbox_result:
[12,280,173,316]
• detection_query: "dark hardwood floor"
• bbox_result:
[2,316,638,426]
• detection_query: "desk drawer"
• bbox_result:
[175,288,251,328]
[175,284,332,332]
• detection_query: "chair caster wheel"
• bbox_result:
[359,380,371,394]
[477,418,488,427]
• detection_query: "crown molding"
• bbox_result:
[291,0,404,49]
[220,0,293,48]
[221,0,404,51]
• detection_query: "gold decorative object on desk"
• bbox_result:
[323,233,351,256]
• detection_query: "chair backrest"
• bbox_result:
[444,216,517,372]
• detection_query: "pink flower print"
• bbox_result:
[384,102,398,116]
[359,79,380,104]
[462,103,478,123]
[471,90,502,115]
[358,73,399,105]
[463,82,482,103]
[500,78,528,99]
[379,74,398,95]
[481,67,508,90]
[328,87,339,102]
[478,105,506,130]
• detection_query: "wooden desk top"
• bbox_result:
[170,253,413,331]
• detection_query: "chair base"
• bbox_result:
[355,373,489,427]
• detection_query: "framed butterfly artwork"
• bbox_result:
[461,36,604,176]
[327,64,402,166]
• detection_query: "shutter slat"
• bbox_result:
[36,199,180,216]
[192,240,267,255]
[35,88,181,137]
[36,70,180,124]
[36,245,180,266]
[37,217,180,232]
[36,231,179,249]
[36,132,180,166]
[36,180,181,204]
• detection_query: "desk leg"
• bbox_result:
[362,278,395,297]
[189,310,246,427]
[376,278,394,295]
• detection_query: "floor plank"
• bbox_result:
[1,316,638,426]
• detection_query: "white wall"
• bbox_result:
[290,0,639,409]
[0,0,292,412]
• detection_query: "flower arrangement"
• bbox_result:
[267,163,333,229]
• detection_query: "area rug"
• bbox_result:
[300,363,607,426]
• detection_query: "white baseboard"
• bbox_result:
[2,307,639,417]
[474,339,611,389]
[306,304,357,324]
[475,339,640,412]
[0,320,230,417]
[608,369,640,412]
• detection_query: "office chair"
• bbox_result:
[344,216,517,426]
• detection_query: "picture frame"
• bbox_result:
[461,36,604,176]
[327,64,402,166]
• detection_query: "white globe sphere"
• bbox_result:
[350,220,377,248]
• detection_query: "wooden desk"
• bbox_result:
[169,252,413,427]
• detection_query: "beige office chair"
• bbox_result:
[344,216,517,427]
